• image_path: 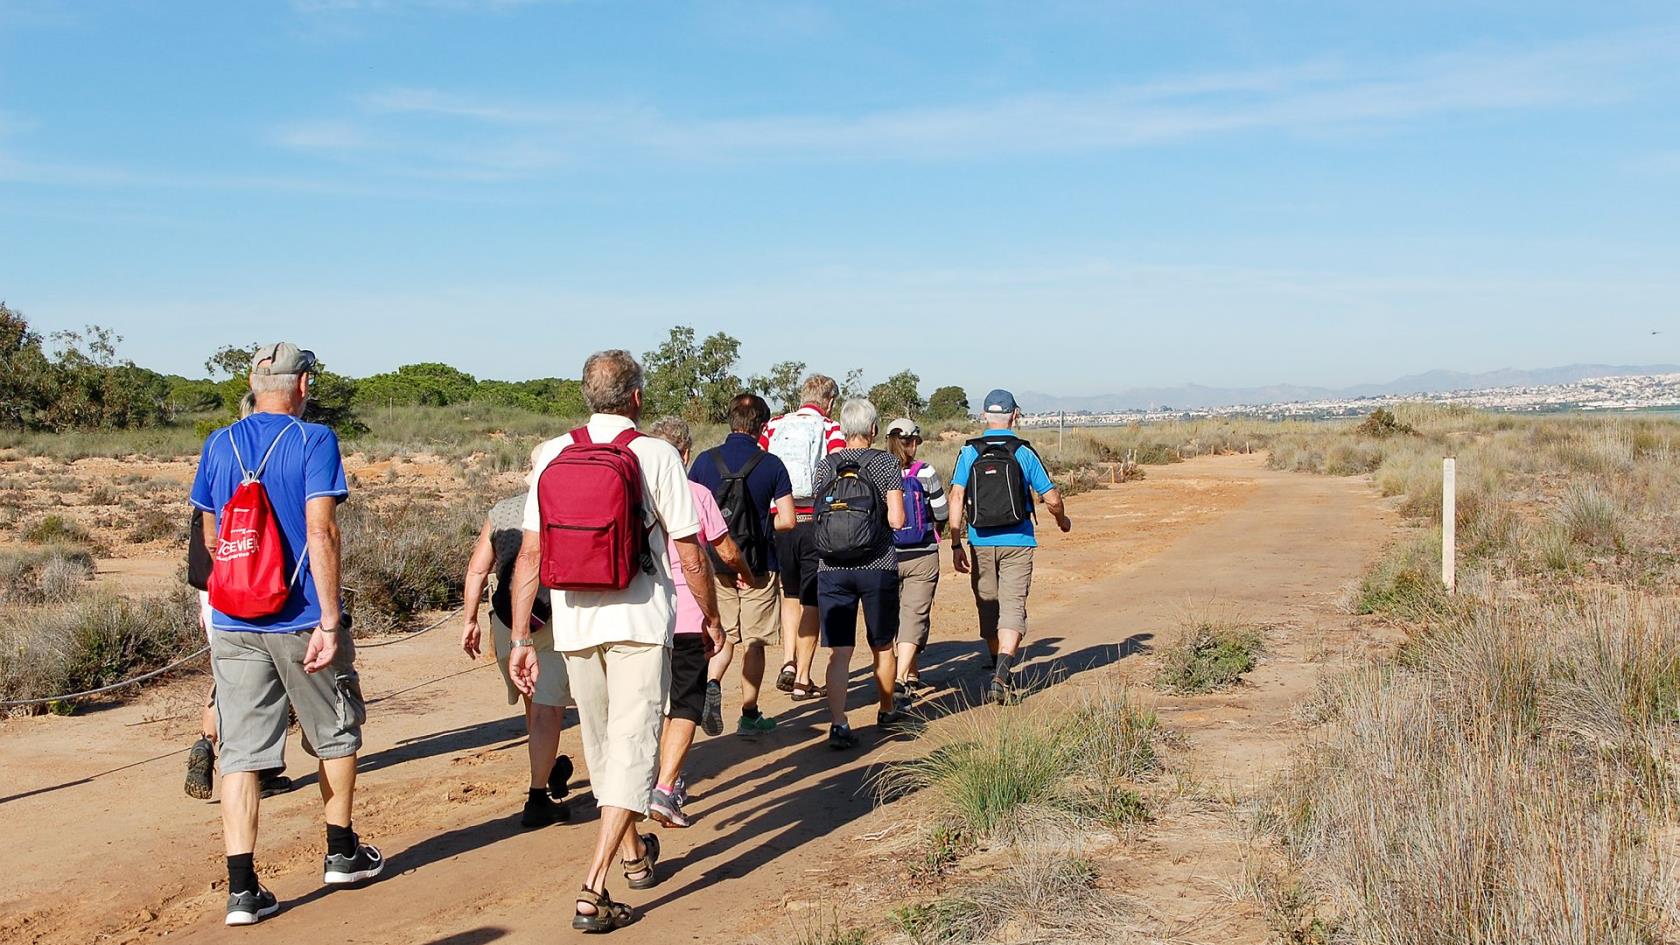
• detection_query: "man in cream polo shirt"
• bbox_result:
[504,348,723,932]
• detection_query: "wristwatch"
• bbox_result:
[509,638,536,649]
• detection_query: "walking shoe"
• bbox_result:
[522,792,570,828]
[225,886,279,926]
[877,709,907,734]
[672,773,688,806]
[548,754,574,801]
[986,675,1010,706]
[322,841,385,885]
[701,680,724,737]
[776,661,797,693]
[258,772,294,798]
[736,713,776,736]
[893,681,913,714]
[185,737,214,800]
[648,787,692,828]
[828,724,858,751]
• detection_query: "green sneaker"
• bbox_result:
[736,713,776,736]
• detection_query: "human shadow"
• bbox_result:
[354,716,530,775]
[424,929,509,945]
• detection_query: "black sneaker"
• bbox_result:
[258,773,294,798]
[322,841,385,885]
[986,675,1009,706]
[185,737,214,800]
[877,709,906,734]
[522,791,570,828]
[701,680,724,737]
[225,885,279,926]
[828,724,857,751]
[548,754,574,801]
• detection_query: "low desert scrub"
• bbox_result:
[1558,484,1626,553]
[1352,532,1458,623]
[0,545,96,605]
[340,498,483,632]
[21,513,92,546]
[0,587,199,709]
[876,685,1160,856]
[1265,592,1680,943]
[892,853,1135,945]
[128,506,186,543]
[1154,620,1264,694]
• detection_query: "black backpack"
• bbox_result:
[964,435,1036,529]
[705,449,768,576]
[815,458,888,564]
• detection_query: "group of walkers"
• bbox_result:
[183,344,1069,931]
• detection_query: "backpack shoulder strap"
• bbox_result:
[568,426,592,447]
[610,428,642,448]
[736,451,765,480]
[907,460,925,477]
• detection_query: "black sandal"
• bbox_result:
[776,661,797,693]
[621,832,660,890]
[573,886,635,933]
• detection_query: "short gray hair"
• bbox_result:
[582,349,644,415]
[838,398,878,438]
[648,416,691,456]
[799,374,839,409]
[249,372,299,395]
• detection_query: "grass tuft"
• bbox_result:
[1155,621,1264,694]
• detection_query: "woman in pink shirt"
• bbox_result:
[647,418,756,828]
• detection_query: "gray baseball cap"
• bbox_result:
[982,389,1019,414]
[885,417,921,439]
[250,342,317,376]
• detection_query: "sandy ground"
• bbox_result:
[0,453,1395,944]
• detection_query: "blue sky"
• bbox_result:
[2,1,1677,397]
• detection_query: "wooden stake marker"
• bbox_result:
[1442,457,1457,593]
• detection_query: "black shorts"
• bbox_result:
[817,569,900,651]
[775,520,820,607]
[668,634,707,724]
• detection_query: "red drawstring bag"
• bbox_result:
[209,422,304,619]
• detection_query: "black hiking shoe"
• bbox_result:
[322,841,385,885]
[522,792,570,828]
[986,675,1010,706]
[185,737,214,800]
[258,772,294,798]
[828,724,858,751]
[549,754,574,801]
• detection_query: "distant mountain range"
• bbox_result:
[1019,364,1680,414]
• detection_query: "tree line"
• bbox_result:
[0,305,970,436]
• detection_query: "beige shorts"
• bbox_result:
[895,552,940,650]
[492,616,571,708]
[715,571,780,647]
[969,545,1034,639]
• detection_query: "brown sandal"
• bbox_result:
[573,886,634,932]
[789,680,826,701]
[775,661,797,693]
[621,832,660,890]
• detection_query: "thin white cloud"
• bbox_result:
[271,29,1674,178]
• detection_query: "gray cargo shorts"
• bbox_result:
[211,628,365,775]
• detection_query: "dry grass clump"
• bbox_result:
[1266,592,1680,943]
[340,497,483,632]
[128,506,186,544]
[21,513,92,546]
[892,853,1134,945]
[0,546,96,605]
[0,587,199,709]
[1155,620,1264,694]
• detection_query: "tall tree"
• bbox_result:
[0,303,53,430]
[643,325,743,422]
[841,368,868,401]
[747,360,806,414]
[868,370,925,418]
[926,385,971,420]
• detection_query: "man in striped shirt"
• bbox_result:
[758,374,846,700]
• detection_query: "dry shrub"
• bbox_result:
[0,545,95,605]
[1267,593,1680,943]
[1558,485,1626,553]
[893,853,1135,945]
[128,506,186,544]
[0,587,199,709]
[1155,620,1264,694]
[340,498,483,632]
[21,513,91,546]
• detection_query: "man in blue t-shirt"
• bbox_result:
[188,343,383,926]
[947,389,1072,706]
[689,393,796,735]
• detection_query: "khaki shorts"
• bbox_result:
[716,572,780,647]
[969,545,1034,639]
[493,616,571,707]
[895,552,940,649]
[210,628,364,775]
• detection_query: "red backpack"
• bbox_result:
[536,426,653,592]
[209,423,303,619]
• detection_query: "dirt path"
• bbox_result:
[0,454,1394,945]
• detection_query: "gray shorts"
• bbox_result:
[895,551,940,650]
[969,545,1034,639]
[210,629,365,775]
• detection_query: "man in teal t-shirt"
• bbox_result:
[947,389,1072,705]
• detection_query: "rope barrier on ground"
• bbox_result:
[1,605,465,709]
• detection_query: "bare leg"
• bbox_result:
[778,597,802,672]
[825,646,853,726]
[872,647,897,712]
[707,636,735,686]
[221,771,260,855]
[795,605,820,685]
[578,807,642,912]
[894,642,918,685]
[318,755,356,829]
[528,702,563,790]
[202,683,218,741]
[656,717,697,787]
[997,628,1024,660]
[740,643,766,712]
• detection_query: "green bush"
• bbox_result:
[1155,621,1264,694]
[22,514,91,546]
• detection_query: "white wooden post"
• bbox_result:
[1058,411,1065,456]
[1442,458,1456,592]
